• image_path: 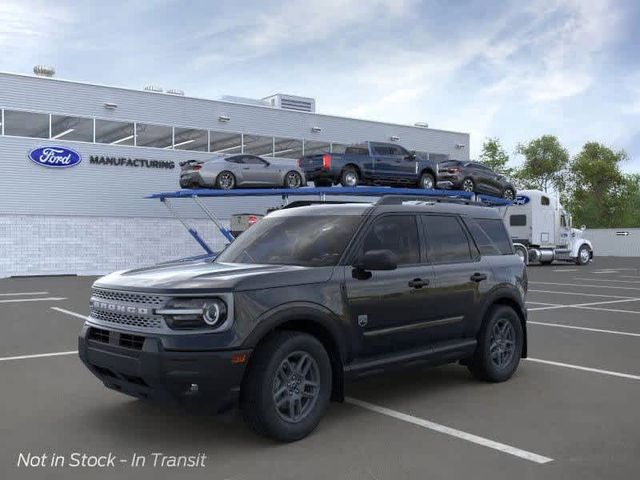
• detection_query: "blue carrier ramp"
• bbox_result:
[148,186,511,254]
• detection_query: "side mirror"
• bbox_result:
[405,152,417,161]
[581,225,586,231]
[355,249,398,271]
[263,161,270,167]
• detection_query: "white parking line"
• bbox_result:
[573,305,640,315]
[526,358,640,381]
[0,297,67,304]
[51,307,88,320]
[529,321,640,337]
[572,277,640,285]
[0,291,49,297]
[345,397,553,464]
[552,269,577,272]
[530,281,640,292]
[0,351,77,362]
[527,297,640,312]
[529,289,634,299]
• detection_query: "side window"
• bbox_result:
[422,215,472,263]
[388,145,409,156]
[226,156,244,164]
[243,155,266,165]
[510,215,527,226]
[473,218,513,255]
[372,145,390,155]
[560,215,567,227]
[359,216,420,265]
[541,196,550,206]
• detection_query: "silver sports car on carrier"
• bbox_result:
[179,154,307,189]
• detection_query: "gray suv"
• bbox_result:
[78,196,528,442]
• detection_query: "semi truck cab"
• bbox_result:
[500,189,593,266]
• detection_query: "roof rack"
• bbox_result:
[147,186,511,254]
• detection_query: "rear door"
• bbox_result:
[420,214,493,339]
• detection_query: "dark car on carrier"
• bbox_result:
[78,196,528,442]
[298,141,444,189]
[438,160,516,200]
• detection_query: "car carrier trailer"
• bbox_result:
[147,186,511,255]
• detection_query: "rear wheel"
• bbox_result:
[340,167,359,187]
[576,245,591,266]
[284,171,303,189]
[418,172,435,190]
[241,331,332,442]
[216,171,236,190]
[468,305,522,382]
[502,187,515,201]
[462,178,475,192]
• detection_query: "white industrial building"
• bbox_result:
[0,69,471,277]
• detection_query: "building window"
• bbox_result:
[273,137,303,159]
[95,119,134,145]
[51,115,93,142]
[303,140,330,156]
[243,134,274,156]
[173,127,208,151]
[210,131,242,154]
[135,123,173,149]
[3,110,49,138]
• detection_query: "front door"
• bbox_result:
[344,214,438,357]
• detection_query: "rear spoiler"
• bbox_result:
[178,159,203,167]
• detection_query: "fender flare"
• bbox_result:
[571,239,593,258]
[513,243,529,265]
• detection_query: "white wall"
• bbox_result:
[585,228,640,257]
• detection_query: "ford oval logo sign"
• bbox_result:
[514,195,530,205]
[28,146,82,168]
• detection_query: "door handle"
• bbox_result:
[408,278,429,289]
[242,167,250,170]
[470,272,487,282]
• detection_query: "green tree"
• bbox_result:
[566,142,637,228]
[479,137,512,176]
[515,135,569,192]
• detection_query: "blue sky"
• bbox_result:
[2,0,640,171]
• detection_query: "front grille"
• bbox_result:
[90,309,164,329]
[91,288,165,306]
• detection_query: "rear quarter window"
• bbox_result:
[466,217,513,255]
[510,214,527,226]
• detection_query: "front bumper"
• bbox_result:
[78,324,250,412]
[436,180,454,189]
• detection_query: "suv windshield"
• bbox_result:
[215,214,363,267]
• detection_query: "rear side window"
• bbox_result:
[345,146,369,156]
[467,218,513,255]
[541,196,550,206]
[360,215,420,265]
[510,215,527,226]
[422,215,472,263]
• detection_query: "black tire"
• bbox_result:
[216,171,236,190]
[241,331,332,442]
[284,171,303,189]
[314,179,332,187]
[576,244,591,266]
[340,167,359,187]
[540,260,553,265]
[502,187,515,201]
[462,178,475,192]
[418,172,435,190]
[468,305,523,382]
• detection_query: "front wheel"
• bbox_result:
[462,178,475,192]
[216,171,236,190]
[241,331,332,442]
[284,171,303,189]
[576,245,591,266]
[468,306,523,382]
[418,172,435,190]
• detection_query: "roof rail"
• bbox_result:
[376,194,477,206]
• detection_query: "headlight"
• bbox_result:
[157,298,228,330]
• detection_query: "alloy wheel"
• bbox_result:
[286,172,302,188]
[489,319,515,368]
[344,172,358,187]
[272,351,321,423]
[421,176,434,189]
[218,172,235,189]
[463,179,474,192]
[503,189,515,200]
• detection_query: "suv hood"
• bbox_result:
[93,258,333,293]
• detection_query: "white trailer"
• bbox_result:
[499,189,593,266]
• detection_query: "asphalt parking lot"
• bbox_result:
[2,257,640,480]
